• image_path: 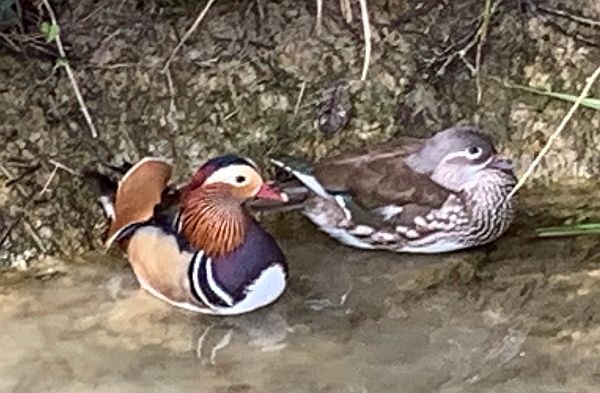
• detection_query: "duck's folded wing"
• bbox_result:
[255,137,447,214]
[315,136,423,171]
[105,157,173,248]
[314,156,451,210]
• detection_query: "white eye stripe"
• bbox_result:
[469,155,494,172]
[204,164,258,186]
[442,147,484,162]
[441,150,473,161]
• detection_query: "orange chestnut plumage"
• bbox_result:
[180,155,287,257]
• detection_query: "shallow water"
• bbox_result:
[3,189,600,393]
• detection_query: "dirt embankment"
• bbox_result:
[1,0,599,267]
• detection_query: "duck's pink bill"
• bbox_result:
[256,183,289,202]
[489,156,513,171]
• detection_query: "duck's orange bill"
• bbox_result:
[256,183,289,202]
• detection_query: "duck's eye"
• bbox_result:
[235,175,246,184]
[466,146,482,158]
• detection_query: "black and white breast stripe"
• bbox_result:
[187,251,235,309]
[172,212,183,232]
[465,173,515,244]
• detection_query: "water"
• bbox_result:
[3,191,600,393]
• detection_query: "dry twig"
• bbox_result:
[41,0,99,139]
[38,159,79,197]
[0,216,22,250]
[164,67,179,131]
[0,163,47,253]
[48,159,78,176]
[436,0,501,78]
[475,0,492,104]
[39,165,59,197]
[316,0,323,35]
[23,220,47,253]
[537,5,600,28]
[293,81,307,117]
[358,0,371,81]
[340,0,353,23]
[506,65,600,200]
[222,108,240,122]
[162,0,217,73]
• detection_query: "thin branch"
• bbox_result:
[436,0,501,78]
[340,0,353,23]
[0,163,47,253]
[41,0,99,139]
[506,65,600,200]
[0,214,22,250]
[293,80,307,117]
[0,32,21,52]
[162,0,217,73]
[39,165,59,197]
[255,0,265,20]
[23,219,47,253]
[0,163,28,197]
[165,67,175,109]
[164,67,179,131]
[38,158,78,197]
[316,0,323,35]
[475,0,492,104]
[222,108,239,122]
[538,5,600,28]
[358,0,371,81]
[48,159,79,176]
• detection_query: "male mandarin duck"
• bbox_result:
[89,154,289,315]
[260,126,517,253]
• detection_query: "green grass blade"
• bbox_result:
[536,222,600,238]
[498,80,600,110]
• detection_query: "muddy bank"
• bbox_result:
[1,0,600,267]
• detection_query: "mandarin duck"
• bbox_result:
[260,126,517,253]
[88,154,289,315]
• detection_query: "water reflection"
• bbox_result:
[3,189,600,392]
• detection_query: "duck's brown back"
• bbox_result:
[312,138,450,209]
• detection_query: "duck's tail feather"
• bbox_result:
[269,158,332,199]
[249,157,333,214]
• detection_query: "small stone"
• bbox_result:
[28,132,42,142]
[14,255,27,271]
[39,226,53,239]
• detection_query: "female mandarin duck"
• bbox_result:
[261,126,517,253]
[91,154,289,315]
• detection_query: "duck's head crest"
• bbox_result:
[407,126,498,175]
[426,130,514,191]
[185,154,288,203]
